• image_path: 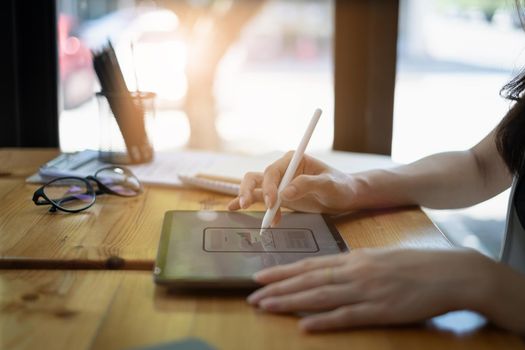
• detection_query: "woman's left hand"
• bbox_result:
[247,248,497,332]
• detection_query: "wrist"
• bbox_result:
[474,258,525,333]
[456,251,499,314]
[344,172,369,210]
[348,169,406,209]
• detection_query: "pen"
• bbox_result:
[259,108,322,235]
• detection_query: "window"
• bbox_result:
[57,0,334,154]
[396,0,525,256]
[395,0,525,163]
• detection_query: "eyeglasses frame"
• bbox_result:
[32,166,142,213]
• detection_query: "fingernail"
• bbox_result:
[282,185,297,199]
[246,292,259,304]
[239,196,246,209]
[260,298,279,311]
[298,319,314,332]
[252,271,264,282]
[264,195,270,208]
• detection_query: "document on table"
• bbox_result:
[130,151,279,186]
[26,149,280,188]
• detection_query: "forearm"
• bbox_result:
[350,132,512,210]
[352,151,487,209]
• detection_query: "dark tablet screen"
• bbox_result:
[154,211,348,289]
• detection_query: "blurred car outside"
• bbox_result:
[58,14,95,110]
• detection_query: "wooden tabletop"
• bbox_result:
[1,148,523,350]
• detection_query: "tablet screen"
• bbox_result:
[203,228,319,253]
[154,211,348,289]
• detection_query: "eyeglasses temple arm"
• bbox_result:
[32,189,51,205]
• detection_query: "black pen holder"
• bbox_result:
[96,91,156,165]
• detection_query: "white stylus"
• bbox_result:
[259,108,322,235]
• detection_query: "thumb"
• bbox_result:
[280,175,319,201]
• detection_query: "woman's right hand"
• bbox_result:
[227,152,358,221]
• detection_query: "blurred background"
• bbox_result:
[56,0,525,257]
[57,0,332,153]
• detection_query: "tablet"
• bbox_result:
[154,210,349,289]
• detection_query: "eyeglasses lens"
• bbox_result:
[43,178,95,211]
[95,167,142,196]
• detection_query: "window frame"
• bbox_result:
[333,0,399,155]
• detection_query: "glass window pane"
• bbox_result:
[57,0,334,154]
[395,0,525,164]
[396,0,524,255]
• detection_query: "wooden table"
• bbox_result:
[1,148,523,350]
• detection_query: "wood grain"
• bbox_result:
[0,179,265,268]
[0,148,58,178]
[0,178,447,269]
[0,148,449,269]
[4,149,522,348]
[3,270,521,350]
[48,271,525,350]
[0,270,123,350]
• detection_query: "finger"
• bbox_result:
[258,284,356,313]
[298,303,382,332]
[280,174,319,201]
[251,189,264,203]
[227,197,241,211]
[238,172,263,209]
[253,254,347,284]
[262,168,282,209]
[248,266,342,305]
[261,152,299,208]
[228,189,264,211]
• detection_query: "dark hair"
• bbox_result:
[496,1,525,175]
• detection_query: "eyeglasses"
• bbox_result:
[32,166,143,213]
